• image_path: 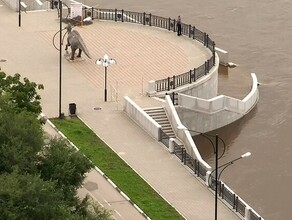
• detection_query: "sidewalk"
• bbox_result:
[0,3,239,219]
[43,122,146,220]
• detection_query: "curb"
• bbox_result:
[40,113,151,220]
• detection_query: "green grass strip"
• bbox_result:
[51,117,184,220]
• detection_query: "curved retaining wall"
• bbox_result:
[176,73,259,133]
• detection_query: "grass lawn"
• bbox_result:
[51,117,184,220]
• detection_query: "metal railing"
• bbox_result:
[81,8,216,93]
[206,176,263,220]
[172,139,207,181]
[160,129,170,148]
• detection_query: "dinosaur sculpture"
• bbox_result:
[65,24,91,60]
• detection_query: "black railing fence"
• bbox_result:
[160,129,170,148]
[171,138,207,181]
[81,8,216,93]
[207,176,263,220]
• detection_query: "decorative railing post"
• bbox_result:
[207,60,210,72]
[206,34,209,48]
[84,8,87,18]
[235,196,239,212]
[172,75,176,89]
[205,61,207,75]
[168,17,171,30]
[143,12,146,25]
[167,77,170,91]
[213,41,216,64]
[189,24,192,38]
[193,68,196,82]
[189,70,192,84]
[91,8,94,20]
[193,26,196,39]
[197,161,200,177]
[233,194,236,209]
[149,13,152,26]
[114,9,117,21]
[183,149,187,165]
[204,32,206,46]
[181,148,184,162]
[121,9,124,22]
[173,19,176,32]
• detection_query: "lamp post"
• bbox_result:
[58,0,63,118]
[18,0,21,27]
[216,152,251,180]
[210,151,251,220]
[95,55,116,102]
[177,125,241,220]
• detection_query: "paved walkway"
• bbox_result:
[0,3,239,219]
[43,122,146,220]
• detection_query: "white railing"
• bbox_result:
[123,96,161,141]
[164,95,211,171]
[178,73,259,115]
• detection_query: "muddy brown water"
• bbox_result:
[81,0,291,219]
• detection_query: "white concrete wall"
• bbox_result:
[164,95,211,171]
[215,47,228,66]
[176,73,259,133]
[123,96,161,141]
[149,53,219,99]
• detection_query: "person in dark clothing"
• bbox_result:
[177,15,182,36]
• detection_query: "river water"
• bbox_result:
[84,0,290,219]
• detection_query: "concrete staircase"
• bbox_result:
[144,107,175,138]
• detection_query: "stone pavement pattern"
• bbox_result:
[0,3,239,219]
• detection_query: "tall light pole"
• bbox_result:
[215,134,218,220]
[95,55,116,102]
[58,0,63,118]
[210,151,251,219]
[177,125,248,220]
[18,0,21,27]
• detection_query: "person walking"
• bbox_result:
[177,15,182,36]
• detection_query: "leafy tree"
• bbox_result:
[37,138,93,204]
[0,70,44,114]
[0,171,72,220]
[0,109,43,174]
[0,70,112,219]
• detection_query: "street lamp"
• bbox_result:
[209,150,251,220]
[58,0,63,118]
[216,152,251,180]
[177,125,225,220]
[95,55,116,102]
[178,126,252,219]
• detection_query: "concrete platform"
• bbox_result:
[0,3,239,219]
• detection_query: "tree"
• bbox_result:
[0,70,44,114]
[0,171,72,220]
[0,70,112,219]
[0,109,43,174]
[37,138,93,204]
[0,171,113,220]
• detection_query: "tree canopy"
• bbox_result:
[0,70,112,219]
[0,70,44,114]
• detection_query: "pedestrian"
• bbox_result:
[177,15,182,36]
